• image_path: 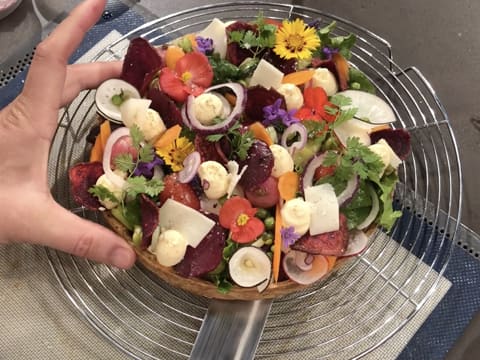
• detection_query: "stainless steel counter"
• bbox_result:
[1,0,479,359]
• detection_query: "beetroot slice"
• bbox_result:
[370,128,411,160]
[68,162,104,210]
[262,49,297,75]
[194,135,228,164]
[146,86,183,128]
[292,214,349,256]
[120,38,163,92]
[174,214,227,277]
[140,195,159,249]
[238,140,274,191]
[243,86,285,125]
[225,21,259,66]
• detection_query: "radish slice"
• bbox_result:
[257,273,272,293]
[294,251,314,272]
[342,230,369,257]
[229,247,272,289]
[333,117,377,147]
[283,250,329,285]
[95,79,140,123]
[178,151,201,183]
[356,185,380,230]
[337,175,359,207]
[281,122,308,156]
[302,152,328,190]
[337,90,396,124]
[102,127,130,189]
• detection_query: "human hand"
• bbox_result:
[0,0,135,269]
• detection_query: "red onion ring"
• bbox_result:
[178,151,201,183]
[281,122,308,156]
[301,152,328,191]
[356,186,379,230]
[102,126,130,189]
[182,82,246,134]
[337,175,359,207]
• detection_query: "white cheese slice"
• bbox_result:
[197,18,228,59]
[249,59,284,90]
[158,198,215,248]
[304,184,339,235]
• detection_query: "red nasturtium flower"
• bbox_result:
[219,197,265,243]
[294,86,337,123]
[159,51,213,102]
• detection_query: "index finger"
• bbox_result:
[22,0,107,118]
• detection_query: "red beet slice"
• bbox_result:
[120,38,163,92]
[243,85,285,125]
[292,213,349,256]
[370,128,411,160]
[68,162,104,210]
[140,195,159,249]
[225,21,259,66]
[174,214,227,277]
[145,86,183,128]
[261,49,297,75]
[238,140,274,191]
[194,135,227,164]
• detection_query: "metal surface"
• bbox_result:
[47,2,463,359]
[190,300,272,360]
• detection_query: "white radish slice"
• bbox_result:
[283,250,329,285]
[337,90,396,124]
[342,230,369,257]
[95,79,140,123]
[356,186,380,230]
[229,247,272,289]
[333,117,377,147]
[257,273,272,293]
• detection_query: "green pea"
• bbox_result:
[256,208,269,220]
[264,237,273,246]
[264,216,275,230]
[270,245,275,253]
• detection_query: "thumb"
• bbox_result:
[33,201,136,269]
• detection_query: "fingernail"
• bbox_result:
[111,247,134,269]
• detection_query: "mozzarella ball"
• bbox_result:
[311,68,338,96]
[120,99,166,142]
[198,160,229,199]
[281,198,311,236]
[193,92,229,125]
[276,83,304,111]
[94,173,124,209]
[155,229,188,267]
[269,144,294,178]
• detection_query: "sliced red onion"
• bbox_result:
[178,151,201,183]
[102,126,130,189]
[356,186,380,230]
[342,230,369,257]
[302,152,328,191]
[294,251,313,271]
[337,175,359,207]
[182,82,246,134]
[281,122,308,156]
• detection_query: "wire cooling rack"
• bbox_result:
[47,2,463,359]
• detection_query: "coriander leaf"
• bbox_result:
[333,107,358,128]
[348,67,376,94]
[114,153,135,173]
[206,133,224,142]
[330,94,353,107]
[371,172,402,231]
[138,143,154,163]
[323,150,339,167]
[88,185,119,204]
[228,30,245,44]
[233,129,255,161]
[126,176,164,198]
[129,124,144,148]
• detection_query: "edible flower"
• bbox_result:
[195,36,214,55]
[273,18,321,60]
[133,154,164,178]
[158,51,214,102]
[262,98,299,127]
[219,197,265,243]
[281,226,301,248]
[156,137,195,172]
[294,87,336,122]
[322,46,339,61]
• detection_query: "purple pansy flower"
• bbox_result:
[133,154,164,178]
[281,226,301,248]
[262,98,299,127]
[195,36,214,55]
[322,46,339,61]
